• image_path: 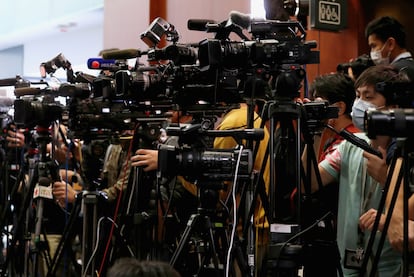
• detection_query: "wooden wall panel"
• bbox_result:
[305,0,367,84]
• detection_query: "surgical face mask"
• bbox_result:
[351,98,377,131]
[370,41,390,65]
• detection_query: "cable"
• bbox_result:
[273,211,332,271]
[225,145,244,277]
[97,129,135,275]
[82,216,121,277]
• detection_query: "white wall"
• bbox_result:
[103,0,250,52]
[23,24,104,79]
[167,0,250,44]
[103,0,150,51]
[3,0,252,82]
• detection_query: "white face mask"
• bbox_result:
[351,98,378,131]
[370,41,390,65]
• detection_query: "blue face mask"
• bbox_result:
[351,98,377,131]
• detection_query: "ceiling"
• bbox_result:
[0,0,104,51]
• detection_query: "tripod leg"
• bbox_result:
[204,216,220,270]
[170,213,199,266]
[47,195,82,277]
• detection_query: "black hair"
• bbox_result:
[354,65,407,105]
[365,16,406,48]
[310,73,355,115]
[107,258,181,277]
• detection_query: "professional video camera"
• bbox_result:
[13,97,63,129]
[193,13,319,66]
[10,77,71,129]
[0,97,14,142]
[157,122,264,183]
[364,80,414,138]
[40,53,76,83]
[337,54,374,78]
[188,12,319,106]
[365,108,414,139]
[158,144,252,182]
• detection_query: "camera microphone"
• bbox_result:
[0,78,19,87]
[205,128,265,141]
[101,48,141,60]
[187,19,217,31]
[87,58,118,70]
[14,87,41,97]
[325,124,383,159]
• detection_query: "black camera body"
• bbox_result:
[365,108,414,139]
[303,101,339,131]
[13,97,63,128]
[158,144,253,183]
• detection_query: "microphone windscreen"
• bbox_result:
[229,10,251,29]
[39,177,51,187]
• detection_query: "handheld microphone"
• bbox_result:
[33,177,52,244]
[33,177,53,200]
[101,48,141,60]
[87,58,117,70]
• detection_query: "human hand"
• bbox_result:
[359,208,384,232]
[131,149,158,171]
[52,139,82,164]
[6,127,25,148]
[387,216,414,252]
[52,181,77,206]
[363,146,388,186]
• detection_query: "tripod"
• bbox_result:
[47,137,118,277]
[0,146,27,276]
[359,137,413,277]
[169,183,227,277]
[261,98,343,276]
[1,124,61,277]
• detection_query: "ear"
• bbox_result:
[336,101,346,116]
[388,37,397,51]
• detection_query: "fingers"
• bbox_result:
[131,149,158,171]
[6,129,25,147]
[52,181,75,204]
[359,209,377,232]
[363,146,386,160]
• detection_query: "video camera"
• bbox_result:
[364,80,414,138]
[158,144,253,182]
[337,54,374,78]
[302,101,339,132]
[13,97,63,129]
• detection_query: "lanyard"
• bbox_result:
[357,162,379,247]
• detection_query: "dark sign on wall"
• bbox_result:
[310,0,348,31]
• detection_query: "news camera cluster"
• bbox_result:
[4,9,414,277]
[0,11,363,275]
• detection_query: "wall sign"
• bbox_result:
[310,0,348,31]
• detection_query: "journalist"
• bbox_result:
[310,65,407,276]
[366,16,414,81]
[4,123,82,276]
